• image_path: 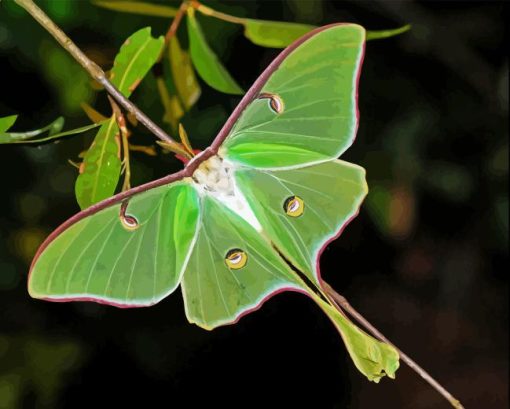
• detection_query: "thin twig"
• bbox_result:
[14,0,176,146]
[165,1,189,45]
[322,281,464,409]
[154,0,188,66]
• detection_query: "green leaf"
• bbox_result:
[0,117,64,144]
[75,118,121,210]
[169,36,201,110]
[110,27,165,97]
[73,27,164,209]
[0,115,18,133]
[92,1,177,18]
[187,9,243,95]
[366,24,411,41]
[0,122,102,145]
[39,42,94,115]
[244,19,315,48]
[364,184,393,237]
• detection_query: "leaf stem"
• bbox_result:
[14,0,176,146]
[191,1,247,25]
[322,281,464,409]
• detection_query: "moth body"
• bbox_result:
[192,155,262,232]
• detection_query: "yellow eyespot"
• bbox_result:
[225,249,248,270]
[120,214,139,231]
[119,201,139,231]
[258,92,284,114]
[284,196,304,217]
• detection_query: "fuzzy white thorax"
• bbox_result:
[192,155,262,232]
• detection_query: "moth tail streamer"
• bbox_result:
[312,293,400,382]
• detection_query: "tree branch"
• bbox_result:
[14,0,176,145]
[322,281,464,409]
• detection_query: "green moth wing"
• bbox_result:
[181,195,301,330]
[27,23,399,383]
[218,24,365,169]
[234,159,368,286]
[179,190,398,382]
[29,179,200,306]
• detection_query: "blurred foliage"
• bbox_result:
[0,0,507,408]
[38,41,94,116]
[92,0,178,17]
[0,334,84,409]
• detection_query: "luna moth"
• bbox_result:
[28,24,399,382]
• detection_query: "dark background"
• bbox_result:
[0,1,507,408]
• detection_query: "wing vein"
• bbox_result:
[153,199,164,302]
[45,218,91,293]
[64,218,115,294]
[84,218,120,293]
[125,223,148,301]
[103,232,137,297]
[202,223,232,316]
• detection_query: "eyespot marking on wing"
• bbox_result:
[284,196,304,217]
[119,200,139,231]
[225,248,248,269]
[258,92,284,114]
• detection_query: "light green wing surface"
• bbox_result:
[221,24,365,168]
[181,195,301,330]
[234,160,368,285]
[29,181,200,306]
